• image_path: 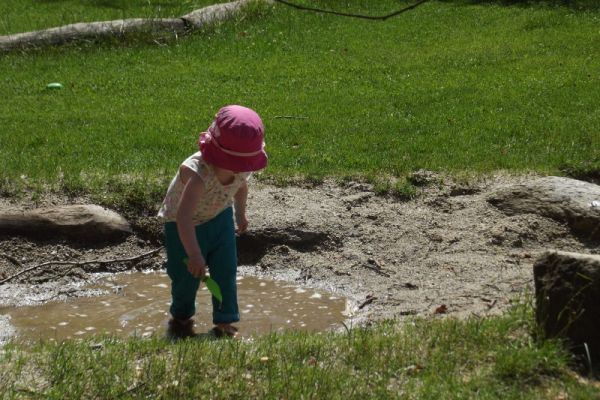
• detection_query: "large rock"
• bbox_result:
[0,204,131,242]
[488,176,600,242]
[533,251,600,359]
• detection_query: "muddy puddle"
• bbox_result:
[0,272,349,342]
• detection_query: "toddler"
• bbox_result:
[158,105,267,339]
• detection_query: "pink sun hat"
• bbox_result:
[199,105,267,173]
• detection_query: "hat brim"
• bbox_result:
[200,138,267,173]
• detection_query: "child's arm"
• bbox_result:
[176,166,207,279]
[234,180,249,235]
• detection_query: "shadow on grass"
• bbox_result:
[559,163,600,185]
[439,0,600,10]
[36,0,183,8]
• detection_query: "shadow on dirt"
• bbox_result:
[560,167,600,186]
[237,227,340,265]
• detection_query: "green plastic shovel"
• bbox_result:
[183,258,223,304]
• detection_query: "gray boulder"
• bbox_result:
[488,176,600,242]
[533,251,600,359]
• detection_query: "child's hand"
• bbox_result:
[187,254,207,279]
[235,211,248,235]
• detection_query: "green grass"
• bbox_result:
[0,0,598,202]
[1,301,598,399]
[2,0,595,36]
[0,0,234,35]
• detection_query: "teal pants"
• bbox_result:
[164,207,239,324]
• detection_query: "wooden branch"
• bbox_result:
[0,247,163,285]
[274,115,309,119]
[358,294,377,309]
[0,0,253,51]
[364,264,391,277]
[0,19,186,51]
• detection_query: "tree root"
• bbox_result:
[0,247,162,285]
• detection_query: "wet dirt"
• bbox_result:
[0,272,348,343]
[0,173,598,341]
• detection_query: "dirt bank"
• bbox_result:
[1,173,598,334]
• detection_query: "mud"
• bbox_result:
[1,173,598,339]
[1,272,347,342]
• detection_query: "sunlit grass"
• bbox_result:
[0,0,598,203]
[1,301,597,399]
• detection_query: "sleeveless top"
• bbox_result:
[157,152,250,225]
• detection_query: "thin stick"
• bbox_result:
[358,295,377,309]
[273,115,309,119]
[364,264,391,277]
[0,247,163,285]
[273,0,429,21]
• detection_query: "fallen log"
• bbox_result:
[0,204,131,242]
[0,0,253,51]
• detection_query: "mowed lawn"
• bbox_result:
[0,0,598,196]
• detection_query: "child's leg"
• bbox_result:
[164,222,201,321]
[204,208,240,325]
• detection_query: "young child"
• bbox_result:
[158,105,267,339]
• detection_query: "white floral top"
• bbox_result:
[157,152,250,225]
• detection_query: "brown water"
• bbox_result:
[0,272,348,342]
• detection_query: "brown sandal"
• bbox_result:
[167,318,196,339]
[212,324,239,339]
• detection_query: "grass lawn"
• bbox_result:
[0,0,598,201]
[1,301,599,399]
